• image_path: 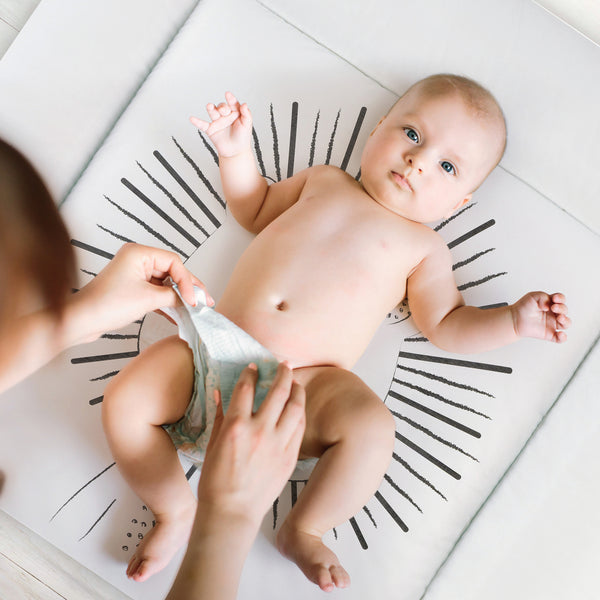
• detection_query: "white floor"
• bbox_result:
[0,1,598,599]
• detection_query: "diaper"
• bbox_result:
[162,281,280,465]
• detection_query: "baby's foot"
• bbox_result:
[277,521,351,592]
[126,503,196,582]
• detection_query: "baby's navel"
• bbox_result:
[276,300,288,311]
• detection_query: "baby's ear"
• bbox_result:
[446,194,471,218]
[369,116,386,137]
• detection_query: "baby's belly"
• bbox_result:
[216,272,391,370]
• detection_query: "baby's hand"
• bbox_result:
[511,292,571,343]
[190,91,252,158]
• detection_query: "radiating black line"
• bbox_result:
[252,127,267,177]
[403,336,428,342]
[396,364,494,398]
[101,333,138,340]
[355,167,361,181]
[153,152,222,228]
[89,396,103,406]
[349,517,368,549]
[185,466,197,480]
[270,104,281,181]
[50,463,116,521]
[272,497,279,530]
[121,177,200,247]
[398,351,512,374]
[90,370,120,382]
[325,110,341,165]
[392,379,490,419]
[392,411,479,462]
[137,161,209,237]
[333,528,338,540]
[171,137,226,209]
[434,202,476,231]
[79,499,116,541]
[447,219,495,249]
[452,248,495,271]
[291,480,298,506]
[340,106,367,172]
[374,491,408,532]
[393,452,447,500]
[287,102,298,178]
[458,272,507,291]
[80,269,97,277]
[309,110,320,167]
[389,390,482,437]
[480,302,509,309]
[104,195,188,258]
[97,224,135,244]
[396,432,461,480]
[72,350,139,364]
[363,506,377,528]
[70,239,114,260]
[198,130,219,165]
[384,474,422,513]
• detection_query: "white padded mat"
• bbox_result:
[1,1,599,599]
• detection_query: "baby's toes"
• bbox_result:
[315,566,335,592]
[331,565,351,589]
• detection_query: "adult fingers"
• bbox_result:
[277,381,306,446]
[226,364,258,421]
[256,362,294,426]
[205,389,224,456]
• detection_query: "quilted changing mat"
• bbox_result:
[1,0,599,599]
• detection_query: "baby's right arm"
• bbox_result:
[191,92,310,234]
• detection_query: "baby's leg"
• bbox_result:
[102,335,195,582]
[276,367,395,592]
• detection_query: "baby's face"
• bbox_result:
[360,90,500,223]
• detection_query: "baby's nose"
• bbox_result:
[407,156,423,174]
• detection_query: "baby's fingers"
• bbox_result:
[189,116,210,132]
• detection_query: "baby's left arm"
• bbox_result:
[407,237,571,354]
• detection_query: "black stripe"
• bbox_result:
[389,390,482,437]
[447,219,495,249]
[70,239,114,260]
[374,491,408,532]
[287,102,298,178]
[72,351,139,364]
[154,152,221,228]
[396,432,461,480]
[340,107,367,171]
[398,351,512,374]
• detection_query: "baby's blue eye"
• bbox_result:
[404,128,419,142]
[441,161,456,175]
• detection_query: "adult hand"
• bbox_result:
[72,243,213,344]
[198,362,306,525]
[166,363,305,600]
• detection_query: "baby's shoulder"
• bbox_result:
[304,164,354,183]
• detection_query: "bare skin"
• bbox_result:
[103,83,571,590]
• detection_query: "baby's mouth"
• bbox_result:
[391,171,413,192]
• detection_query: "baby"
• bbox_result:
[102,74,570,592]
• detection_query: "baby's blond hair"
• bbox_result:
[401,73,507,169]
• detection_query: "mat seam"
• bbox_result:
[419,330,600,599]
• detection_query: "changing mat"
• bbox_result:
[1,0,599,599]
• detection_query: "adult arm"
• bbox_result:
[166,363,306,600]
[0,243,210,393]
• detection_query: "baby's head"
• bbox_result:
[360,74,506,223]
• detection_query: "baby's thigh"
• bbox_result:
[294,366,395,459]
[103,335,194,427]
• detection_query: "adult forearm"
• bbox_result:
[166,511,259,600]
[0,295,96,393]
[427,304,519,354]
